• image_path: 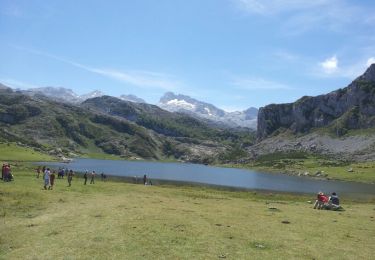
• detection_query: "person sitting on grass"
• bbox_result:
[313,192,329,209]
[326,192,342,210]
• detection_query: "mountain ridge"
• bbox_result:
[158,92,258,129]
[257,64,375,139]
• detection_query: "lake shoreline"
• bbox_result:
[34,158,375,199]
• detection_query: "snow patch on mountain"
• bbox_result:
[158,92,258,129]
[119,94,145,103]
[166,99,196,110]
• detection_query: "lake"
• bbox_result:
[40,158,375,197]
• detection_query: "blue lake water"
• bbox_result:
[39,158,375,197]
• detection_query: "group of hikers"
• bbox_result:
[1,163,13,182]
[313,191,342,210]
[36,166,107,190]
[3,163,345,211]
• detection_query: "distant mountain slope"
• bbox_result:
[22,86,82,103]
[82,95,254,142]
[158,92,258,129]
[0,87,255,162]
[18,86,143,104]
[119,94,145,103]
[257,64,375,139]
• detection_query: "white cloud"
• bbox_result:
[235,0,330,15]
[85,68,181,91]
[313,56,375,79]
[14,46,181,91]
[274,50,299,61]
[234,0,375,35]
[231,76,292,90]
[367,57,375,67]
[320,56,338,74]
[0,78,41,89]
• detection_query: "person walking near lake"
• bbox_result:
[43,168,50,190]
[36,166,41,178]
[67,170,74,187]
[83,171,88,185]
[143,174,147,185]
[48,170,56,190]
[3,164,8,181]
[1,163,5,180]
[90,171,95,184]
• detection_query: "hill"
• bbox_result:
[258,64,375,139]
[0,88,254,162]
[249,64,375,163]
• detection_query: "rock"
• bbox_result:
[347,168,354,172]
[304,172,310,176]
[307,201,312,204]
[255,244,265,249]
[257,64,375,140]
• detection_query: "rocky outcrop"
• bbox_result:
[257,64,375,139]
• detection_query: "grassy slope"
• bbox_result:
[0,143,54,162]
[1,165,375,259]
[245,153,375,184]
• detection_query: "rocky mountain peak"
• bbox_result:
[158,92,258,129]
[357,63,375,82]
[257,64,375,139]
[119,94,145,103]
[80,90,104,100]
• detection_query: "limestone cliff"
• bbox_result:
[257,64,375,139]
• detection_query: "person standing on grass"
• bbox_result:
[36,166,41,178]
[1,163,5,180]
[143,174,147,185]
[43,168,50,190]
[90,171,95,184]
[83,170,88,185]
[48,170,56,190]
[67,170,74,187]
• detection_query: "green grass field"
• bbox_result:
[1,164,375,259]
[0,143,54,162]
[247,153,375,184]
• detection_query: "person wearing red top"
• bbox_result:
[313,192,328,209]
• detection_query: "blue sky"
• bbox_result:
[1,0,375,110]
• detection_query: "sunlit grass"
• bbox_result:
[0,143,54,162]
[1,164,374,259]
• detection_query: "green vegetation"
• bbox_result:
[0,90,255,163]
[0,143,54,162]
[248,152,375,183]
[1,165,375,259]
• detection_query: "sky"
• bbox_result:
[1,0,375,111]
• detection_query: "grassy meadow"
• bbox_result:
[1,144,375,259]
[247,153,375,184]
[1,163,375,260]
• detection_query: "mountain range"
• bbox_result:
[14,86,258,129]
[2,64,375,163]
[0,86,254,163]
[158,92,258,129]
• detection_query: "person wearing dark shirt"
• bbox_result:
[328,192,341,210]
